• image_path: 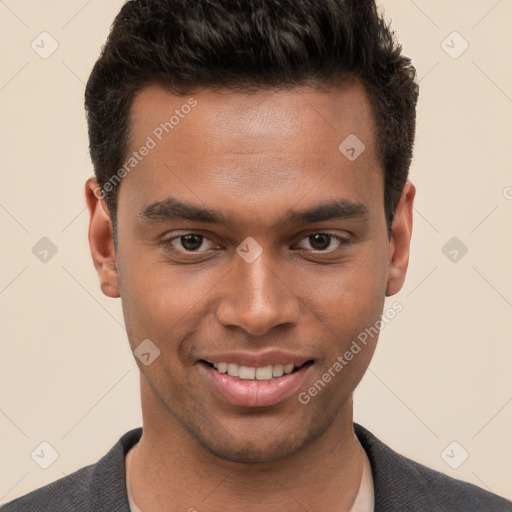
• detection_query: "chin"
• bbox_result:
[197,433,309,464]
[187,411,334,465]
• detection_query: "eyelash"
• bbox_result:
[159,232,350,254]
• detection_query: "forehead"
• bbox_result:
[129,81,377,152]
[121,82,383,225]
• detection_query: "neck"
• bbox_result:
[128,379,363,512]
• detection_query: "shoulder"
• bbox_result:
[1,428,142,512]
[1,465,95,512]
[354,423,512,512]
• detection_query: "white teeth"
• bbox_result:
[227,363,239,377]
[239,366,256,380]
[255,366,273,380]
[272,364,284,377]
[210,362,300,380]
[284,364,294,374]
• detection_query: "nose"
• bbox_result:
[215,249,301,337]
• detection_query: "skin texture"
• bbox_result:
[85,81,415,511]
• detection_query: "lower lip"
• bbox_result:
[201,363,311,407]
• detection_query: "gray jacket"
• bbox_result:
[2,424,511,511]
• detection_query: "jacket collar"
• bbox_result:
[90,424,438,511]
[90,427,142,512]
[354,423,440,511]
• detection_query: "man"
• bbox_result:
[3,0,511,511]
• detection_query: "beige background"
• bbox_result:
[1,0,511,504]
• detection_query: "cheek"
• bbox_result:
[117,253,217,346]
[309,242,388,318]
[116,255,171,342]
[303,244,389,373]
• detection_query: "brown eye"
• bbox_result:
[308,234,331,250]
[179,234,204,251]
[160,233,215,253]
[295,233,348,252]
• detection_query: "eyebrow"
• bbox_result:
[138,196,369,227]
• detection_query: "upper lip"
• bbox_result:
[199,350,313,368]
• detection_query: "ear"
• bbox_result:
[386,180,416,297]
[85,177,120,298]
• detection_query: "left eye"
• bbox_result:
[295,233,347,251]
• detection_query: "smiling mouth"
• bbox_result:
[201,360,314,381]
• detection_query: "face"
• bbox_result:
[86,81,414,464]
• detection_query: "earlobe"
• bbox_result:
[386,181,416,297]
[85,177,120,298]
